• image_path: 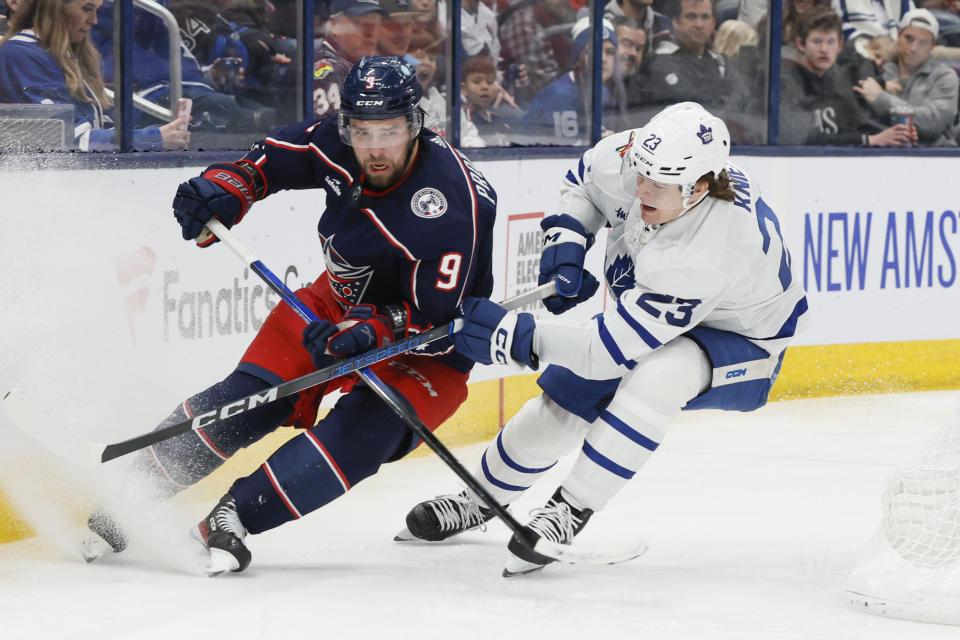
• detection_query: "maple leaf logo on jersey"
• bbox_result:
[615,131,636,158]
[322,235,374,307]
[606,253,635,301]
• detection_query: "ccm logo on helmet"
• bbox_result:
[356,100,385,106]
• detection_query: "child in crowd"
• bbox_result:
[865,34,896,70]
[460,54,523,145]
[409,33,485,146]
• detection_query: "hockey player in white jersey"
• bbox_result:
[397,102,809,577]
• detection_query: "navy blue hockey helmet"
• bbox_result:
[338,56,423,147]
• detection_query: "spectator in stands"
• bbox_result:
[0,0,189,150]
[613,15,646,77]
[377,0,420,57]
[864,33,897,68]
[714,18,763,94]
[632,0,754,138]
[498,0,573,104]
[840,0,915,42]
[410,0,444,42]
[604,0,671,52]
[172,0,298,122]
[0,0,15,36]
[461,0,499,63]
[737,0,769,30]
[518,16,618,145]
[460,53,523,144]
[853,8,958,145]
[314,0,387,117]
[410,31,485,145]
[782,0,833,63]
[91,1,275,135]
[779,6,913,145]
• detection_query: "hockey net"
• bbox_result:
[846,399,960,625]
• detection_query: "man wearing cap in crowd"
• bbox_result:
[314,0,387,117]
[853,8,958,146]
[377,0,424,59]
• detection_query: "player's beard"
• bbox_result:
[360,140,416,189]
[364,161,407,189]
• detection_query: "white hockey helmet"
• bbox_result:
[621,102,730,211]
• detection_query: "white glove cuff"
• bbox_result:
[542,227,588,249]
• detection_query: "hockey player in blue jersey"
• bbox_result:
[82,56,498,575]
[399,102,809,577]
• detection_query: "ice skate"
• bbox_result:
[502,488,593,578]
[191,494,251,576]
[395,491,496,542]
[81,507,127,563]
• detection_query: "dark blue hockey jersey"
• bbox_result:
[239,119,497,373]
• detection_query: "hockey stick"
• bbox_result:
[99,279,556,464]
[200,220,647,567]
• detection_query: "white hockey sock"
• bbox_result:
[564,396,671,511]
[470,395,589,506]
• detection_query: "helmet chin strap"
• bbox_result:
[677,182,709,218]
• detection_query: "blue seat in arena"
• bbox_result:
[716,0,740,26]
[932,10,960,47]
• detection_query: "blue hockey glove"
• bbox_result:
[543,269,600,314]
[172,163,261,247]
[538,214,595,303]
[326,305,395,357]
[302,320,338,369]
[454,297,538,370]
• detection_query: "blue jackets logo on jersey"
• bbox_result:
[322,235,374,306]
[411,188,448,219]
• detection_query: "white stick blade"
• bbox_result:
[533,537,649,565]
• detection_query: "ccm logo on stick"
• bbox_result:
[191,388,279,429]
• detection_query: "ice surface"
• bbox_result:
[1,391,959,639]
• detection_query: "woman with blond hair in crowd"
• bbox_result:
[0,0,188,150]
[714,19,758,59]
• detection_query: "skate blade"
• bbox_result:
[393,527,418,542]
[189,526,238,576]
[202,549,241,576]
[502,556,547,578]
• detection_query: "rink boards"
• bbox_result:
[1,151,958,544]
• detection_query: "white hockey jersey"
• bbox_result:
[534,129,808,380]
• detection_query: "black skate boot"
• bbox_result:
[395,491,496,542]
[192,494,251,575]
[503,487,593,578]
[81,507,128,562]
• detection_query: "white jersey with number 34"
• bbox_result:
[533,129,808,380]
